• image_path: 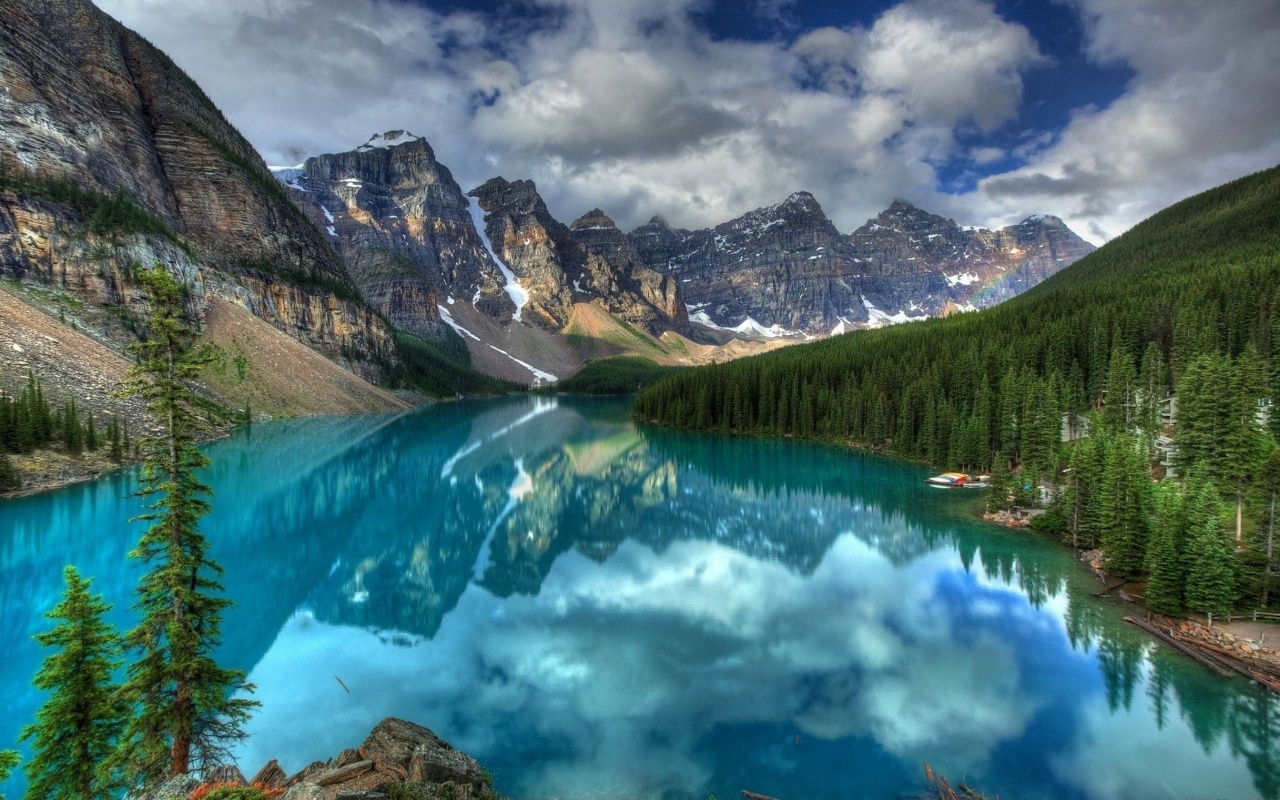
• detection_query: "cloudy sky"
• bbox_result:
[97,0,1280,243]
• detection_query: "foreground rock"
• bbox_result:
[169,718,499,800]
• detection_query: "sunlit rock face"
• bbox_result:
[469,178,687,334]
[568,208,689,334]
[282,133,512,340]
[0,0,394,377]
[628,196,1095,336]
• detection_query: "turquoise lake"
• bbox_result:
[1,396,1277,799]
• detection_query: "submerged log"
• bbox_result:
[1091,579,1126,597]
[742,792,781,800]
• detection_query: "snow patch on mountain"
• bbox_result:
[861,297,928,328]
[357,130,421,152]
[687,307,805,338]
[466,196,529,321]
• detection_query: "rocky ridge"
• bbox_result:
[0,0,396,384]
[278,132,511,340]
[628,195,1096,336]
[468,177,686,335]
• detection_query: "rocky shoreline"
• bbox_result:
[978,504,1280,681]
[146,719,501,800]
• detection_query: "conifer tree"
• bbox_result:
[0,751,18,800]
[21,567,127,800]
[63,399,82,457]
[85,412,99,452]
[1250,448,1280,606]
[110,267,255,785]
[1102,344,1135,432]
[987,451,1012,513]
[1186,514,1239,617]
[1100,435,1151,577]
[0,452,19,492]
[108,417,123,463]
[1145,483,1185,614]
[1225,344,1268,542]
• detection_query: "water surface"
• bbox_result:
[1,397,1276,800]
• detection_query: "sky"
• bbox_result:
[96,0,1280,244]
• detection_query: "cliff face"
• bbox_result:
[0,0,394,378]
[470,177,687,335]
[628,195,1096,335]
[281,132,512,340]
[568,208,689,333]
[845,201,1097,317]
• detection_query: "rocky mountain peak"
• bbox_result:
[778,191,821,211]
[858,201,959,237]
[647,214,670,228]
[356,130,424,152]
[1017,213,1066,228]
[570,208,617,230]
[727,191,833,237]
[471,177,546,217]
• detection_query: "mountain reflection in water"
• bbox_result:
[0,397,1276,800]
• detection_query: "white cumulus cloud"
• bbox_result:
[95,0,1280,243]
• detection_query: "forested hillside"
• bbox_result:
[635,165,1280,611]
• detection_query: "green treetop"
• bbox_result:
[1186,513,1240,618]
[21,566,127,800]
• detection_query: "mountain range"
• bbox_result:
[0,0,1093,404]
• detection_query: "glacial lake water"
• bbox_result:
[1,396,1277,800]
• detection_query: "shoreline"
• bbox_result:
[972,492,1280,681]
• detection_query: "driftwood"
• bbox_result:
[1188,639,1280,691]
[923,764,993,800]
[1127,615,1280,694]
[924,764,961,800]
[1126,617,1235,678]
[741,792,781,800]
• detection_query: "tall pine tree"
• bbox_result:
[1249,447,1280,606]
[1225,345,1268,543]
[110,267,256,784]
[1186,514,1239,618]
[21,567,127,800]
[1099,434,1151,577]
[1144,483,1186,615]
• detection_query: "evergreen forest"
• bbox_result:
[0,372,130,490]
[635,164,1280,614]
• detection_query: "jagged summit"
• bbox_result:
[1018,213,1066,227]
[357,130,422,151]
[571,208,617,230]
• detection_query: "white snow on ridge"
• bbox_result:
[357,131,421,151]
[467,196,529,321]
[321,205,337,237]
[486,344,557,387]
[687,307,805,339]
[437,304,480,341]
[436,304,557,387]
[861,296,928,329]
[269,165,307,191]
[945,271,979,287]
